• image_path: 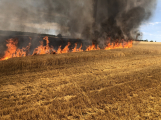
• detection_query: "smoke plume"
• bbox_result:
[92,0,157,45]
[0,0,157,42]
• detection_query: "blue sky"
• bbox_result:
[140,0,161,42]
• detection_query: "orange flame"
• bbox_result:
[72,43,83,52]
[61,42,71,53]
[72,43,78,52]
[56,42,71,54]
[78,44,83,52]
[0,36,133,61]
[0,38,31,61]
[105,40,133,50]
[86,43,100,51]
[32,36,52,55]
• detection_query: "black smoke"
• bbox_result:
[91,0,157,46]
[0,0,157,44]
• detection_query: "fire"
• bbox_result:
[57,42,71,54]
[86,43,100,51]
[72,43,83,52]
[0,36,133,61]
[0,38,31,61]
[32,36,53,55]
[60,42,71,53]
[105,40,133,50]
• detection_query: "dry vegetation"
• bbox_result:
[0,42,161,120]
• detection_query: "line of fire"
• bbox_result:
[0,30,133,61]
[0,0,136,61]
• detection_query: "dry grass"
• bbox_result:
[0,43,161,120]
[0,43,160,76]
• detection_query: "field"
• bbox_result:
[0,42,161,120]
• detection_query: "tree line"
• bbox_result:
[135,40,156,42]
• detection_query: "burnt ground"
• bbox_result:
[0,42,161,120]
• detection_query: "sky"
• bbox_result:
[140,0,161,42]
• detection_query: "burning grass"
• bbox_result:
[0,43,161,119]
[0,36,133,61]
[0,43,160,77]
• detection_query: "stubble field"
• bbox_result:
[0,42,161,120]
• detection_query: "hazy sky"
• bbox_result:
[140,0,161,42]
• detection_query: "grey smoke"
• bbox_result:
[0,0,94,37]
[0,0,157,42]
[93,0,157,44]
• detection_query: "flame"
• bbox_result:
[32,36,52,55]
[56,42,71,54]
[0,36,133,61]
[61,42,71,53]
[86,43,100,51]
[72,43,83,52]
[72,43,78,52]
[105,40,133,50]
[0,38,31,61]
[78,44,83,52]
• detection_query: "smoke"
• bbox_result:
[92,0,157,43]
[0,0,94,36]
[0,0,60,34]
[0,0,157,42]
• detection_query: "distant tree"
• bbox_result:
[57,34,62,38]
[155,41,156,42]
[144,40,148,42]
[150,40,153,42]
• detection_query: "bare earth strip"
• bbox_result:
[0,42,161,120]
